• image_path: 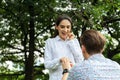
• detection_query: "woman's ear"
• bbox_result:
[55,25,58,30]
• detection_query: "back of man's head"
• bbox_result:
[80,29,106,55]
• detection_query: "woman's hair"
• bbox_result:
[80,29,106,54]
[53,14,72,37]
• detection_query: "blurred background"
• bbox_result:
[0,0,120,80]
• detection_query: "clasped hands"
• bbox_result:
[60,57,73,70]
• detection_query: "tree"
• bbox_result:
[0,0,54,79]
[0,0,120,80]
[69,0,120,63]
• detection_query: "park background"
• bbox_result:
[0,0,120,80]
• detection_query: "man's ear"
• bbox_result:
[82,45,91,59]
[81,45,86,53]
[101,48,104,53]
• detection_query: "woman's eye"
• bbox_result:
[60,25,65,28]
[67,26,70,29]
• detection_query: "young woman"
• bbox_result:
[44,14,83,80]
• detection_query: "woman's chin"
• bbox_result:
[61,36,67,40]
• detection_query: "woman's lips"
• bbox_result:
[62,32,68,36]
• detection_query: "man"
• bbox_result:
[61,29,120,80]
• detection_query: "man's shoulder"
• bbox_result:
[105,58,120,67]
[67,63,85,80]
[71,60,93,72]
[70,62,84,71]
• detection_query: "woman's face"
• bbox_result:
[56,19,71,40]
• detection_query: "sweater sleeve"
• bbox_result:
[44,39,61,70]
[67,38,84,63]
[67,64,81,80]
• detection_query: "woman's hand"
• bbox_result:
[60,57,73,70]
[68,32,75,40]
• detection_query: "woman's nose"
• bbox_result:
[64,27,68,32]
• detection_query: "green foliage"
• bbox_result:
[0,0,120,79]
[112,53,120,64]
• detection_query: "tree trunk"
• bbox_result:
[25,4,35,80]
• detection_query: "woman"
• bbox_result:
[44,14,83,80]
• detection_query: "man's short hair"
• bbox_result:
[80,30,106,54]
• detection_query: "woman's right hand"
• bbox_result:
[68,32,75,40]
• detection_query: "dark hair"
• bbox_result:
[52,14,72,37]
[80,30,106,54]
